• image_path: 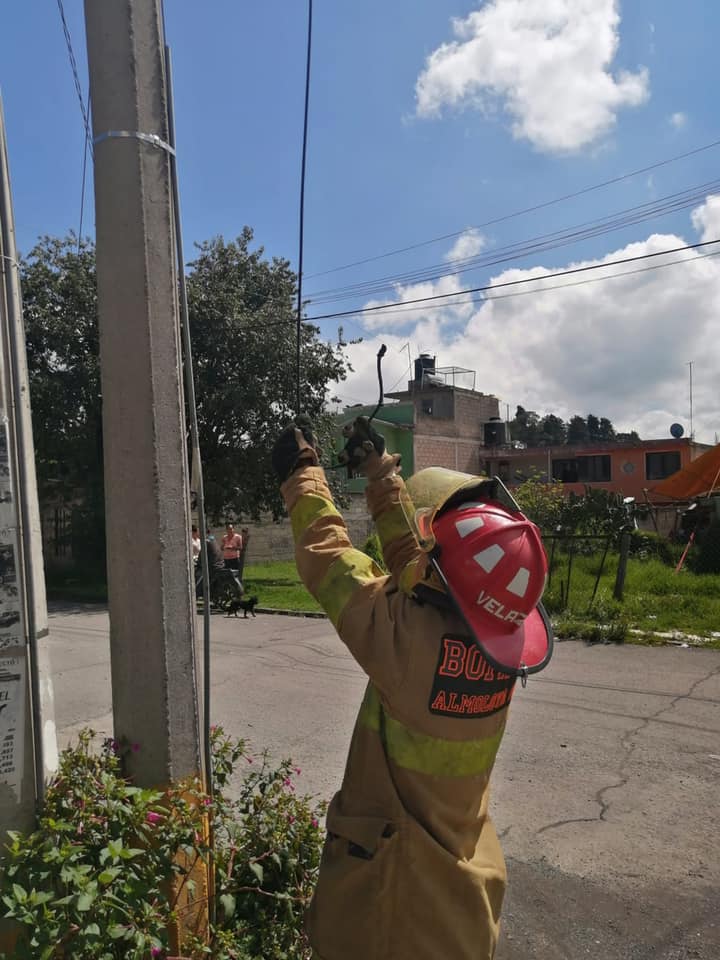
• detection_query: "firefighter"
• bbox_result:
[272,415,553,960]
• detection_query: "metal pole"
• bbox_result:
[84,0,208,946]
[0,95,58,821]
[296,0,313,414]
[164,43,211,801]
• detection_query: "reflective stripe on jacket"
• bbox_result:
[281,459,514,960]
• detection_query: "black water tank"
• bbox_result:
[414,353,436,383]
[484,417,506,446]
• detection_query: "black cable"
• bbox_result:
[296,0,313,414]
[307,178,720,304]
[356,248,720,318]
[173,238,720,333]
[305,238,720,322]
[305,136,720,279]
[76,82,90,255]
[55,0,94,157]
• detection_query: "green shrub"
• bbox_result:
[629,529,683,566]
[0,729,325,959]
[688,518,720,575]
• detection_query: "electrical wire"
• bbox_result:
[192,237,720,333]
[77,83,90,254]
[55,0,94,255]
[307,178,720,304]
[55,0,94,154]
[296,0,313,414]
[305,238,720,322]
[305,135,720,279]
[354,247,720,317]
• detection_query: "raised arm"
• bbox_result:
[273,421,406,689]
[363,452,424,589]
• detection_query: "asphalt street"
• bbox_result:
[48,605,720,959]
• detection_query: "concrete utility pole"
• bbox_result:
[0,96,58,837]
[84,0,208,945]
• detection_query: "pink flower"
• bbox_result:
[202,797,212,806]
[311,818,319,829]
[287,814,296,825]
[295,767,301,775]
[146,811,163,826]
[151,948,163,958]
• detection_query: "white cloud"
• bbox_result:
[415,0,649,153]
[335,197,720,443]
[361,272,475,331]
[445,228,486,262]
[691,195,720,242]
[669,111,687,129]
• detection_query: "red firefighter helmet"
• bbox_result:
[431,500,552,676]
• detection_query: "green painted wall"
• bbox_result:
[334,404,414,493]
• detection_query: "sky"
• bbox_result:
[2,0,719,443]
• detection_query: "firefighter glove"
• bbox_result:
[272,415,320,482]
[338,416,386,470]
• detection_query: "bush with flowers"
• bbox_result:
[0,727,325,959]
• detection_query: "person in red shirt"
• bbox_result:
[221,523,243,571]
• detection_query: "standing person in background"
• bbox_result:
[221,522,243,571]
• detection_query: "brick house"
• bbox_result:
[482,437,711,500]
[335,356,502,492]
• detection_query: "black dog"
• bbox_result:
[226,596,259,618]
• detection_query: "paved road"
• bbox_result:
[49,605,720,959]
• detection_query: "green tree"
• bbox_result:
[22,231,350,572]
[186,230,349,519]
[539,413,566,445]
[21,235,105,575]
[586,413,600,442]
[566,415,589,445]
[510,405,541,445]
[598,417,616,441]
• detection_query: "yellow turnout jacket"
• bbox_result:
[281,455,515,960]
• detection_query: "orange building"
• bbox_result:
[483,437,711,500]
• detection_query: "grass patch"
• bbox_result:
[44,553,720,646]
[243,561,322,613]
[546,550,720,645]
[46,576,108,604]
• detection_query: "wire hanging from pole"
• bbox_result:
[296,0,313,415]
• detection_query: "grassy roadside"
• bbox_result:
[243,561,322,613]
[245,557,720,648]
[45,557,720,648]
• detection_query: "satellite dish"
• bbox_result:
[670,423,684,438]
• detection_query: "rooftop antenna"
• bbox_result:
[687,360,694,440]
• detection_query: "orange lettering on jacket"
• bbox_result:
[438,638,497,682]
[430,635,515,719]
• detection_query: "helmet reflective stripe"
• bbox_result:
[473,544,505,572]
[507,567,530,598]
[455,516,485,538]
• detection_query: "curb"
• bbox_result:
[256,607,327,619]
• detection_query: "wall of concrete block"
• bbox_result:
[215,494,375,566]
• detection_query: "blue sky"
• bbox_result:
[2,1,720,440]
